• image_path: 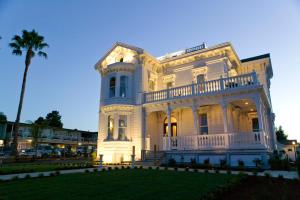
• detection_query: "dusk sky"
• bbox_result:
[0,0,300,140]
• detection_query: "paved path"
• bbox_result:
[0,166,298,181]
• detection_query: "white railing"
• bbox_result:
[144,72,258,103]
[162,132,265,151]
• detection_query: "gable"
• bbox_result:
[94,42,144,70]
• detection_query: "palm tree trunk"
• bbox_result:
[12,52,31,159]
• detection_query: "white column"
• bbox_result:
[221,101,228,133]
[167,105,172,150]
[192,105,199,135]
[254,97,263,131]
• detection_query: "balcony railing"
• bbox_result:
[144,72,258,103]
[163,132,266,151]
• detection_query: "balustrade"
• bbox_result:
[162,132,265,151]
[144,72,258,103]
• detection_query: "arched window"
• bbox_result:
[109,77,116,98]
[120,76,128,98]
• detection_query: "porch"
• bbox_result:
[162,131,266,151]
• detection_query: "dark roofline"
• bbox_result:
[241,53,270,63]
[6,121,97,134]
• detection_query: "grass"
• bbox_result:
[0,169,237,200]
[0,162,91,175]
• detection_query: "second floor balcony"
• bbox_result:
[144,72,259,104]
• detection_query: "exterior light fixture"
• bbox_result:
[245,102,249,105]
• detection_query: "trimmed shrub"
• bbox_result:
[107,167,112,171]
[101,168,106,172]
[85,169,90,173]
[164,166,168,170]
[264,172,271,178]
[278,174,284,180]
[185,167,189,172]
[194,168,198,172]
[226,170,231,175]
[156,166,160,170]
[93,168,98,172]
[55,171,60,176]
[237,160,245,170]
[148,166,152,170]
[11,176,19,181]
[168,158,176,167]
[138,166,143,169]
[215,169,219,174]
[204,169,209,173]
[126,166,130,169]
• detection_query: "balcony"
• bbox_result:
[163,132,268,151]
[144,72,258,104]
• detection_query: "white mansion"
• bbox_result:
[95,42,276,167]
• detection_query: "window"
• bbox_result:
[109,77,116,97]
[120,58,124,62]
[107,115,114,140]
[197,74,205,83]
[118,115,127,140]
[252,118,259,132]
[199,113,208,134]
[120,76,128,98]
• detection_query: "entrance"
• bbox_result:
[164,117,177,149]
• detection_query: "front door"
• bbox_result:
[164,123,177,149]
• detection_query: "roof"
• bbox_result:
[6,121,97,134]
[241,53,270,63]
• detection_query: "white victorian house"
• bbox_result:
[94,42,276,167]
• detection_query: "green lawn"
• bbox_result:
[0,162,91,175]
[0,169,238,200]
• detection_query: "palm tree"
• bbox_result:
[9,30,49,158]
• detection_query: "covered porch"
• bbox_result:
[145,97,272,152]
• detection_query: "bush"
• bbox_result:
[126,166,130,169]
[168,158,176,167]
[85,169,90,173]
[38,173,44,178]
[253,158,263,169]
[107,167,112,171]
[93,168,98,172]
[194,168,198,172]
[156,166,160,170]
[215,169,219,174]
[269,151,291,170]
[148,166,152,170]
[191,158,197,168]
[203,158,213,169]
[174,167,178,171]
[219,159,227,169]
[11,176,19,181]
[278,174,284,180]
[55,171,60,176]
[185,167,189,172]
[264,172,271,178]
[226,170,231,175]
[164,166,168,170]
[237,160,245,170]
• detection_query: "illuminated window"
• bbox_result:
[199,113,208,134]
[120,76,128,98]
[118,115,127,140]
[107,115,114,140]
[109,77,116,97]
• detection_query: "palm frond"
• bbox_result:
[12,49,22,56]
[37,51,47,59]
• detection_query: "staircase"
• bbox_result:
[141,151,166,166]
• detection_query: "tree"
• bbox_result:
[28,121,45,159]
[0,112,7,123]
[45,111,63,128]
[35,117,46,125]
[9,30,49,157]
[276,126,288,144]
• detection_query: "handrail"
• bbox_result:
[144,72,258,103]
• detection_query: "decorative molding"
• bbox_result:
[162,74,176,83]
[101,104,134,115]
